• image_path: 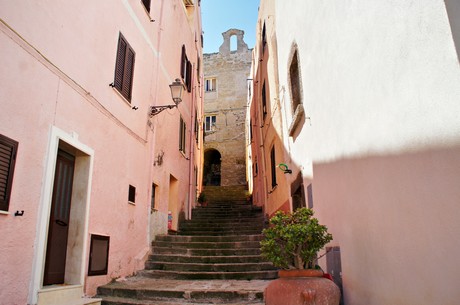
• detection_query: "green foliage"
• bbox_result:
[197,192,206,203]
[260,208,333,270]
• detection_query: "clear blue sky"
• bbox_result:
[201,0,260,54]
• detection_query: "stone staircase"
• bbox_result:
[96,187,277,304]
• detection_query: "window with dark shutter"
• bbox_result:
[262,23,267,54]
[142,0,151,13]
[114,33,135,102]
[179,116,186,154]
[181,45,186,80]
[262,81,267,119]
[270,145,277,189]
[180,45,192,93]
[0,134,18,211]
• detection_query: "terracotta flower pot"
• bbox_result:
[265,269,341,305]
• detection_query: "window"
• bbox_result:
[142,0,151,12]
[205,78,216,92]
[262,22,267,54]
[114,33,135,102]
[151,184,156,212]
[262,81,267,119]
[179,116,186,154]
[0,134,18,212]
[289,50,301,113]
[204,115,216,132]
[181,45,192,92]
[128,185,136,203]
[288,46,305,136]
[194,112,199,143]
[270,145,277,188]
[88,234,110,276]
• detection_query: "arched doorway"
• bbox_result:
[203,149,221,186]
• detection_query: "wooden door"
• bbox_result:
[43,150,75,285]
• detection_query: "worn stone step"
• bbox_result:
[97,278,269,304]
[146,261,276,272]
[138,269,278,280]
[179,225,264,233]
[153,247,262,256]
[178,230,263,236]
[148,254,265,264]
[155,234,263,243]
[101,296,264,305]
[152,241,261,249]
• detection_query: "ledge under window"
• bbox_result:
[288,104,305,137]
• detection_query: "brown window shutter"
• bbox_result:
[113,33,135,102]
[186,60,192,92]
[122,47,135,101]
[142,0,151,12]
[114,35,127,91]
[0,134,18,211]
[180,45,186,80]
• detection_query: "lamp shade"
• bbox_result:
[169,78,184,105]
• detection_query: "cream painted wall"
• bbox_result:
[271,0,460,304]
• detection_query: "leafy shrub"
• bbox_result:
[260,208,333,269]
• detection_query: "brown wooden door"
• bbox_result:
[43,150,75,285]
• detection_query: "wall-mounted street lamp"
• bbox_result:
[149,78,184,117]
[277,163,292,174]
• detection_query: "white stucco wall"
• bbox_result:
[274,0,460,304]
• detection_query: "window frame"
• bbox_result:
[128,185,136,203]
[0,134,18,212]
[113,33,136,102]
[204,78,217,92]
[141,0,151,13]
[181,45,192,92]
[270,145,277,189]
[179,116,186,154]
[204,115,217,132]
[262,81,267,120]
[87,234,110,276]
[262,22,267,54]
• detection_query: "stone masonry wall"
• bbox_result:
[203,29,252,186]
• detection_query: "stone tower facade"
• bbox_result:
[203,29,252,186]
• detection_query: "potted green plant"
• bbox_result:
[197,192,207,207]
[261,208,340,305]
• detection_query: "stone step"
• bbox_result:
[146,261,276,272]
[179,222,264,233]
[101,296,264,305]
[190,212,262,217]
[153,247,262,256]
[155,234,263,243]
[178,230,263,236]
[97,278,269,304]
[152,241,261,249]
[138,269,278,280]
[148,254,265,264]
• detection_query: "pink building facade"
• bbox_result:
[0,1,203,304]
[248,0,460,304]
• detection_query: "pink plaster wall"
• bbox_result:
[0,0,202,303]
[314,145,460,305]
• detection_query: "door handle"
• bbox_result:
[55,219,68,226]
